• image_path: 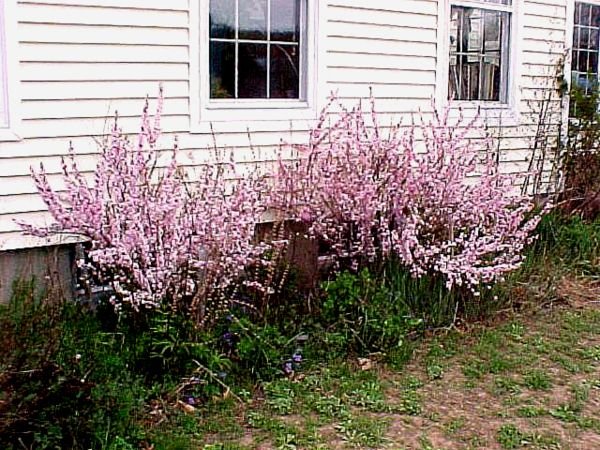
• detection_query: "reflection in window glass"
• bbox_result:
[239,0,268,40]
[448,5,510,102]
[210,0,235,39]
[572,2,600,96]
[210,41,236,99]
[270,44,300,98]
[238,44,268,98]
[271,0,301,42]
[209,0,304,100]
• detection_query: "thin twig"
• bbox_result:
[192,359,243,404]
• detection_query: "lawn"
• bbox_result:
[164,299,600,449]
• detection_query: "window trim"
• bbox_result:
[0,0,21,142]
[190,0,324,128]
[436,0,522,121]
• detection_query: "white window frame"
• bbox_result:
[190,0,324,129]
[436,0,522,121]
[0,0,21,141]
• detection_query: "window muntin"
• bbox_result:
[571,2,600,95]
[209,0,304,100]
[448,0,512,103]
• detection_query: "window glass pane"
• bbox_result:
[271,0,300,42]
[579,27,590,49]
[572,50,581,72]
[449,6,509,101]
[238,43,267,98]
[210,0,235,39]
[572,2,600,99]
[579,50,589,72]
[593,5,600,27]
[484,11,501,51]
[591,28,599,51]
[210,41,235,99]
[270,44,300,98]
[239,0,268,40]
[466,11,482,54]
[581,3,591,26]
[590,52,598,74]
[481,58,501,100]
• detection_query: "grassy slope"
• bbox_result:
[148,300,600,450]
[141,215,600,449]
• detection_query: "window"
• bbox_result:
[0,0,9,128]
[571,2,600,95]
[191,0,321,126]
[448,0,513,103]
[209,0,306,101]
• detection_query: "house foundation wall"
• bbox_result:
[0,244,75,303]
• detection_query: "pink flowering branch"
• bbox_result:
[20,88,271,325]
[272,96,550,293]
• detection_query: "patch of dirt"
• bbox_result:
[556,277,600,309]
[377,306,600,450]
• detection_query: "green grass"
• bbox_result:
[5,212,600,449]
[522,369,553,391]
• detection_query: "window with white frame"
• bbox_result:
[0,0,10,128]
[209,0,306,101]
[571,2,600,95]
[448,0,513,103]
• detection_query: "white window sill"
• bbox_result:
[446,101,520,127]
[0,127,22,142]
[191,102,318,134]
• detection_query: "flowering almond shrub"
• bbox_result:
[272,98,549,292]
[21,89,269,325]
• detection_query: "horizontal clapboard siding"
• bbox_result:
[0,0,567,250]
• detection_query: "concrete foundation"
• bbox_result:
[0,244,76,303]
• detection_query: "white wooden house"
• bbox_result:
[0,0,588,297]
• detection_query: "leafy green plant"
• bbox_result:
[0,282,150,449]
[320,269,422,356]
[564,81,600,220]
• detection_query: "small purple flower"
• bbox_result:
[283,362,293,374]
[292,353,302,363]
[186,396,196,405]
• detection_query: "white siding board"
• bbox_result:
[19,116,187,138]
[327,36,436,56]
[18,0,188,11]
[20,62,186,81]
[329,7,437,30]
[18,23,188,45]
[327,52,436,71]
[21,80,189,100]
[21,98,189,120]
[328,0,437,16]
[19,3,188,27]
[328,21,437,43]
[20,43,189,63]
